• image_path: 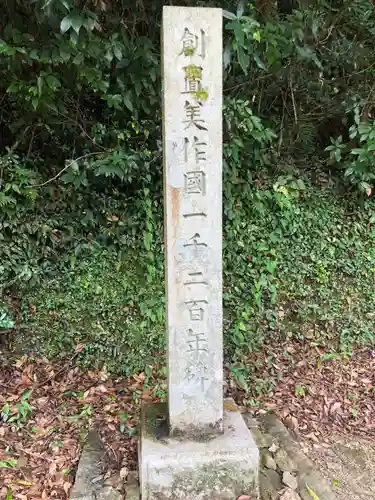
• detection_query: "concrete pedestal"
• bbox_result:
[139,399,259,499]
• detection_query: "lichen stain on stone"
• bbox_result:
[224,400,239,412]
[171,187,180,230]
[170,418,223,442]
[148,463,258,500]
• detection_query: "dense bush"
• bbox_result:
[1,0,375,370]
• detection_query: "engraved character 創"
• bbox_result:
[180,28,206,58]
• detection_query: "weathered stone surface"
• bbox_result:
[162,4,224,436]
[139,400,259,499]
[275,449,297,472]
[250,425,275,450]
[262,451,277,471]
[259,469,283,500]
[70,430,105,499]
[124,484,140,500]
[259,414,336,500]
[95,487,122,500]
[282,471,298,490]
[279,489,302,500]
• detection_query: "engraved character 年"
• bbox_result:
[187,329,208,357]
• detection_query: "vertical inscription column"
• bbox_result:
[162,6,223,435]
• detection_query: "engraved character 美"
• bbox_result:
[183,101,207,131]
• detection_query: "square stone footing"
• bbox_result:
[139,398,259,500]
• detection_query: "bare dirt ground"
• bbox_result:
[302,435,375,500]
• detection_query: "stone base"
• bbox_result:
[139,398,259,499]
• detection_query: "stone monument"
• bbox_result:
[138,6,259,499]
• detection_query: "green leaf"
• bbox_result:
[223,41,232,69]
[234,20,244,46]
[237,0,245,17]
[60,15,72,34]
[237,46,249,74]
[253,52,265,70]
[321,353,340,362]
[37,76,43,97]
[305,484,320,500]
[70,14,83,35]
[0,458,18,469]
[253,30,261,42]
[123,93,133,112]
[70,30,79,45]
[113,46,122,61]
[223,10,237,20]
[46,75,61,90]
[351,148,365,155]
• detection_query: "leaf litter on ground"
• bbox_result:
[0,341,374,498]
[0,355,161,498]
[233,342,375,444]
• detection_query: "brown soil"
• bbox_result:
[302,435,375,499]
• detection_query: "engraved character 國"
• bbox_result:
[184,170,205,195]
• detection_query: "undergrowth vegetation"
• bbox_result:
[1,0,375,376]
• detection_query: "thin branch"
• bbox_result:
[278,90,286,155]
[26,124,37,160]
[46,104,107,151]
[27,151,104,189]
[289,75,298,125]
